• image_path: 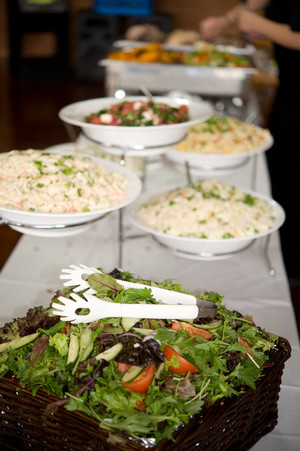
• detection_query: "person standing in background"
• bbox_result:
[200,1,300,281]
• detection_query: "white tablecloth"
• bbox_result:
[0,153,299,450]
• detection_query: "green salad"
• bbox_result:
[0,269,278,446]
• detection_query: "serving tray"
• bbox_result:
[101,59,257,97]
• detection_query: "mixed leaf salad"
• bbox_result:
[0,269,278,446]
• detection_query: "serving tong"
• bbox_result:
[52,264,217,324]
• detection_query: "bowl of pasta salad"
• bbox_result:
[0,149,141,237]
[166,116,273,176]
[128,180,285,260]
[58,96,213,149]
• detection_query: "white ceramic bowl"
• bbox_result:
[0,152,142,237]
[166,128,274,176]
[127,186,285,261]
[58,96,213,149]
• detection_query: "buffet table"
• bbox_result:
[0,151,299,450]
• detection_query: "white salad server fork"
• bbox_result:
[52,264,217,324]
[59,264,199,304]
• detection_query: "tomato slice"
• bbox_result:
[121,363,156,393]
[172,321,212,340]
[163,345,198,374]
[90,116,102,124]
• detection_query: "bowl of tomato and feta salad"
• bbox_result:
[58,96,213,148]
[85,100,189,126]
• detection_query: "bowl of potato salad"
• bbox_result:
[166,116,273,176]
[0,149,141,237]
[128,180,285,260]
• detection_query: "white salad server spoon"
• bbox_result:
[52,264,217,324]
[52,291,201,324]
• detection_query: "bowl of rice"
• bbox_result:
[58,96,213,149]
[0,149,142,237]
[128,180,285,260]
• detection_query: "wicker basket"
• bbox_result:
[0,337,291,451]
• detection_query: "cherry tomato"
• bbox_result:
[163,345,198,374]
[122,363,156,393]
[172,322,212,340]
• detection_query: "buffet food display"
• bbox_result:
[0,266,291,449]
[0,81,291,450]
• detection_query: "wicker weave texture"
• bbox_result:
[0,338,291,451]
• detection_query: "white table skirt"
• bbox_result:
[1,153,299,450]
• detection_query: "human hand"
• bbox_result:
[200,16,228,40]
[237,9,258,33]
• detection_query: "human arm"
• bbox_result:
[238,9,300,50]
[199,1,270,40]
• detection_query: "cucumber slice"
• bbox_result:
[153,362,165,385]
[132,327,154,336]
[0,332,39,353]
[192,320,222,330]
[95,342,123,361]
[121,318,140,332]
[122,365,143,383]
[67,333,79,364]
[79,327,93,362]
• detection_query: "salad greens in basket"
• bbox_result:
[0,268,278,446]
